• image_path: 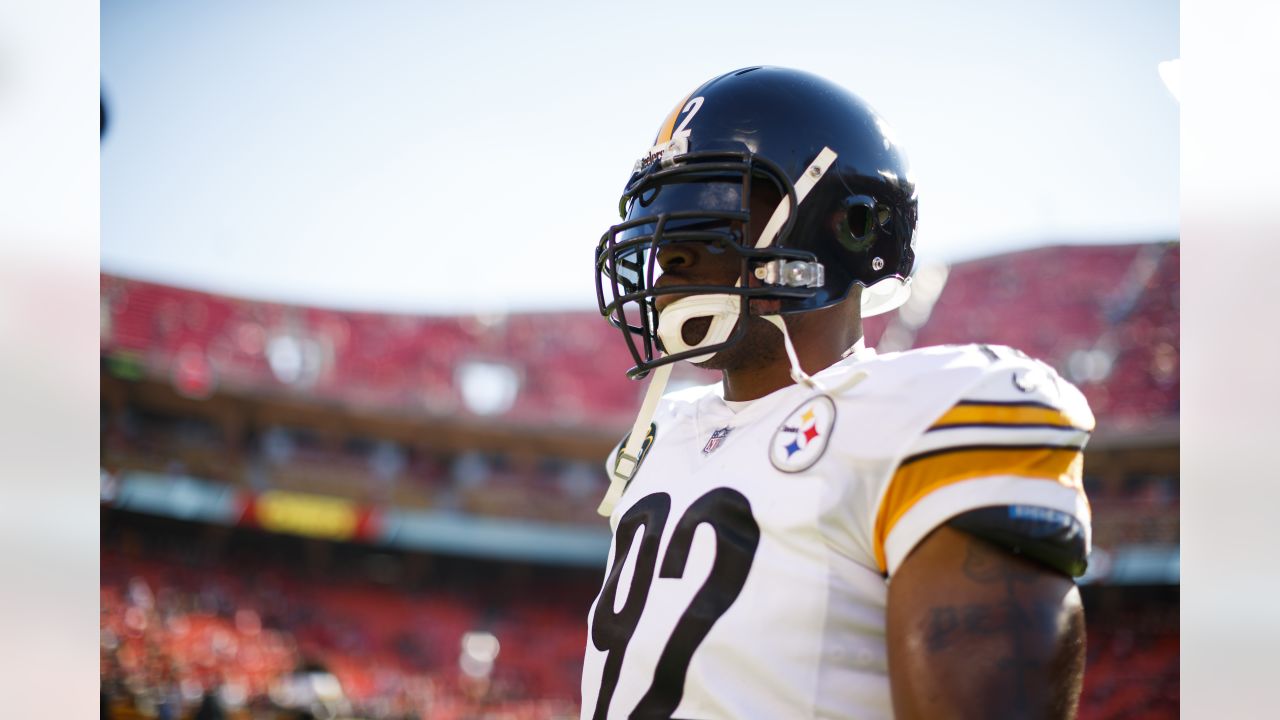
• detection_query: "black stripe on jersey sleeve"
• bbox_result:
[926,422,1094,433]
[899,443,1088,468]
[954,399,1064,411]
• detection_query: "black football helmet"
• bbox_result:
[595,66,918,379]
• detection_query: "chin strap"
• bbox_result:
[841,335,867,358]
[656,295,740,363]
[597,361,672,517]
[753,146,868,397]
[762,316,870,395]
[754,147,838,253]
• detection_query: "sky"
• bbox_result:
[100,0,1178,314]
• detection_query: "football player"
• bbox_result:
[583,67,1093,719]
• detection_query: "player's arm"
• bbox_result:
[876,349,1095,718]
[886,523,1085,719]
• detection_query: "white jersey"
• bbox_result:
[580,343,1094,719]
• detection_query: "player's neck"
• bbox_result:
[719,337,852,402]
[719,307,863,402]
[720,362,797,402]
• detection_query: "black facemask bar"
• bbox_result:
[595,151,821,379]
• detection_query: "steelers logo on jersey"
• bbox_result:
[769,395,837,473]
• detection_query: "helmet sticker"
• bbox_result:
[632,95,705,175]
[632,135,689,175]
[655,94,705,145]
[672,96,704,140]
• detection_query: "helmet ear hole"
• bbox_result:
[846,204,872,238]
[837,197,878,253]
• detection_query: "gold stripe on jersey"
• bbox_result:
[873,446,1085,573]
[930,402,1083,430]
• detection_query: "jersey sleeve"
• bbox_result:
[872,348,1095,577]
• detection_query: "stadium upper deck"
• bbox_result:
[101,241,1179,434]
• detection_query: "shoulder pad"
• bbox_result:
[865,345,1094,575]
[959,344,1094,431]
[819,344,996,461]
[902,345,1093,464]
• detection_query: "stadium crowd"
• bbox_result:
[102,515,595,720]
[100,242,1179,718]
[102,511,1177,720]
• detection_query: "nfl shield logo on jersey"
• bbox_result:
[702,426,732,455]
[770,396,837,472]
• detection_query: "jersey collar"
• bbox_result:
[700,338,876,420]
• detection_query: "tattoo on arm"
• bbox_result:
[922,537,1068,714]
[924,602,1007,652]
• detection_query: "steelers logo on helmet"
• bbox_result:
[770,395,837,473]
